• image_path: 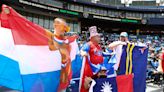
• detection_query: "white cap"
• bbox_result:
[120,32,128,37]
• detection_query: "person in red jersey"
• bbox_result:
[80,26,104,92]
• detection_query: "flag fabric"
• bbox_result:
[90,77,118,92]
[106,54,117,77]
[71,54,82,78]
[0,54,23,90]
[70,40,82,78]
[116,74,133,92]
[0,5,61,92]
[118,43,148,92]
[0,5,77,92]
[79,53,118,92]
[89,74,133,92]
[79,56,93,92]
[87,42,147,92]
[0,16,61,92]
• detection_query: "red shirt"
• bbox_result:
[162,52,164,72]
[88,41,104,65]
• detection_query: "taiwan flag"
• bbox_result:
[79,56,134,92]
[89,74,133,92]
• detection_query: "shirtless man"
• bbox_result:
[46,18,78,92]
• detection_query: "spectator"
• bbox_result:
[108,32,128,70]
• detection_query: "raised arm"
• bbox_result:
[108,41,126,50]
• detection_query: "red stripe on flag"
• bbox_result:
[1,5,48,45]
[80,57,93,92]
[116,74,134,92]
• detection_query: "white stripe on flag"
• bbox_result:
[79,57,86,92]
[0,27,62,75]
[70,40,79,61]
[0,27,17,60]
[16,45,61,75]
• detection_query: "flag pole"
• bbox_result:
[79,57,86,92]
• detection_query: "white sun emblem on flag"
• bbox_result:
[100,82,112,92]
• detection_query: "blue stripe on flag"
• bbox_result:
[119,45,148,92]
[132,47,148,92]
[0,54,23,91]
[22,70,60,92]
[72,54,82,78]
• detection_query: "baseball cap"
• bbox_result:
[120,32,128,37]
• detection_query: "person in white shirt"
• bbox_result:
[108,32,128,71]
